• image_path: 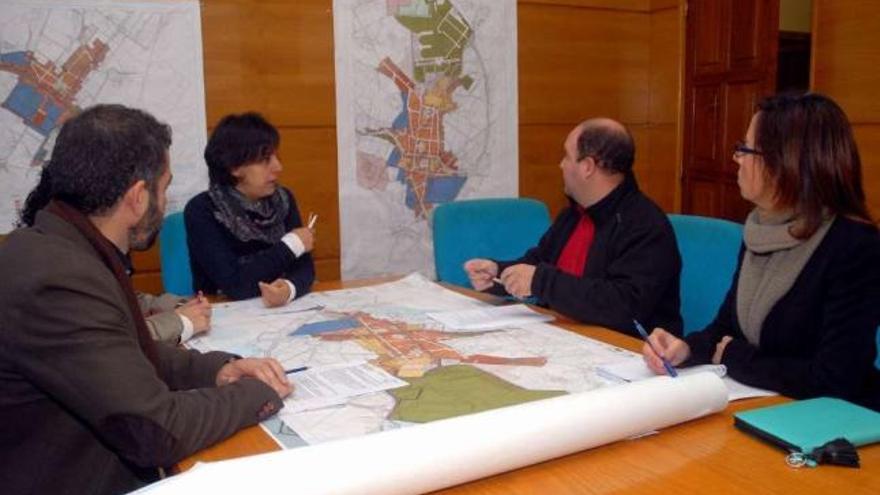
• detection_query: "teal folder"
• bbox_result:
[734,397,880,454]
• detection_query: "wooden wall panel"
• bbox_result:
[518,4,649,124]
[813,0,880,220]
[647,4,683,212]
[201,1,336,126]
[520,124,569,217]
[853,125,880,218]
[131,244,164,295]
[649,6,682,124]
[276,127,340,274]
[131,0,685,293]
[812,0,880,123]
[640,123,678,212]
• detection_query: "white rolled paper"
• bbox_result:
[136,372,728,494]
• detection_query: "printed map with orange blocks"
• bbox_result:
[338,0,518,279]
[194,274,633,447]
[317,310,547,378]
[0,1,208,233]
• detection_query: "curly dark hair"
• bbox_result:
[18,104,171,226]
[204,112,280,186]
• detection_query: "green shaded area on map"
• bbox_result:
[389,364,566,423]
[392,0,474,88]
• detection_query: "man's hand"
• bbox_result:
[175,297,212,335]
[499,264,536,299]
[259,279,291,308]
[291,226,314,253]
[463,259,499,291]
[216,357,293,399]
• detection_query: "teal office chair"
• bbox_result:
[159,211,194,295]
[875,327,880,370]
[668,214,744,335]
[433,198,551,289]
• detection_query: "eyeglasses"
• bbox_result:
[733,140,763,158]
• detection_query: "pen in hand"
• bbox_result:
[285,366,309,375]
[633,319,678,377]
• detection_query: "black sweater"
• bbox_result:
[685,216,880,411]
[184,188,315,300]
[495,175,683,337]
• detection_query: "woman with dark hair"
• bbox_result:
[643,93,880,410]
[184,112,315,306]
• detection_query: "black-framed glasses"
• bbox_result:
[733,140,762,157]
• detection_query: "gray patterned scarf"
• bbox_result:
[736,209,834,346]
[208,184,289,244]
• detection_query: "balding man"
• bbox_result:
[465,119,683,337]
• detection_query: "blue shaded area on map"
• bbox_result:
[1,51,30,66]
[291,318,361,336]
[388,148,401,170]
[2,83,58,136]
[39,99,62,134]
[404,175,467,210]
[425,175,467,203]
[391,93,409,130]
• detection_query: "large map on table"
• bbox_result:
[189,274,635,447]
[0,0,207,232]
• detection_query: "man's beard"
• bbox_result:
[129,190,163,251]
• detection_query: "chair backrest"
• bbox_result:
[433,198,551,288]
[668,214,743,335]
[875,327,880,371]
[159,211,194,296]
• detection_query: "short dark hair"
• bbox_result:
[576,121,635,174]
[755,92,874,238]
[18,104,171,224]
[204,112,280,186]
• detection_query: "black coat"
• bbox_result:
[496,175,683,337]
[184,187,315,300]
[685,216,880,410]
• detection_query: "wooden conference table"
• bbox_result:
[177,278,880,494]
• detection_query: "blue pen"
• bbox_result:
[633,319,678,377]
[284,366,309,375]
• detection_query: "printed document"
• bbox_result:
[287,362,409,413]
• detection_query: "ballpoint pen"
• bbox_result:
[284,366,309,374]
[633,319,678,377]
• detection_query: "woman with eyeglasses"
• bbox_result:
[643,93,880,410]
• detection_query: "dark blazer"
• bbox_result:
[0,210,282,495]
[495,174,683,337]
[185,187,315,300]
[685,216,880,411]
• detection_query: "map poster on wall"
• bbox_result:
[0,0,208,232]
[334,0,518,279]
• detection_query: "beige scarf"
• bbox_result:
[736,209,834,346]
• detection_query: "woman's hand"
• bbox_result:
[642,327,691,375]
[259,279,291,308]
